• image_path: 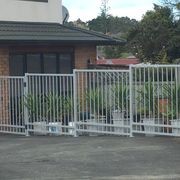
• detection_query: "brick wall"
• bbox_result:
[0,48,10,125]
[74,45,96,69]
[74,45,97,104]
[0,47,9,76]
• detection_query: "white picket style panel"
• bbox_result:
[74,69,131,136]
[0,64,179,137]
[131,65,180,137]
[0,76,25,135]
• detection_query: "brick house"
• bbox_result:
[0,0,125,134]
[0,0,125,76]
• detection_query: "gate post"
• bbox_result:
[129,65,134,137]
[24,74,29,136]
[73,70,78,137]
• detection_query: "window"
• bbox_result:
[44,54,57,74]
[9,52,73,76]
[59,54,72,74]
[27,54,41,73]
[9,55,24,76]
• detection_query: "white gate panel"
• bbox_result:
[0,76,25,135]
[24,74,74,136]
[131,65,180,137]
[74,70,131,136]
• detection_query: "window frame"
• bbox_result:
[9,51,74,75]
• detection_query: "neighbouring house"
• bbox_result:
[0,0,125,76]
[89,58,140,70]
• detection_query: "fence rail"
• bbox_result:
[74,70,131,136]
[24,74,74,136]
[131,65,180,136]
[0,65,180,137]
[0,77,25,135]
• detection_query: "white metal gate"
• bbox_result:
[0,65,180,137]
[0,76,25,135]
[74,70,131,136]
[131,65,180,137]
[24,74,74,136]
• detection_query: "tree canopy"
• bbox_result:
[66,1,180,63]
[127,4,180,63]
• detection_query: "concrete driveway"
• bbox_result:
[0,134,180,180]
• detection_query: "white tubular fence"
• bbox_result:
[0,64,180,137]
[0,76,25,135]
[131,65,180,137]
[24,74,74,136]
[74,70,131,136]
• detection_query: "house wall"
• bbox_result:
[0,45,97,75]
[0,45,96,126]
[0,48,10,125]
[0,0,62,23]
[74,45,96,102]
[74,45,96,69]
[0,48,9,76]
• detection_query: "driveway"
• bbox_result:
[0,134,180,180]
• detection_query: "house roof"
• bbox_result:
[0,21,126,45]
[96,58,140,66]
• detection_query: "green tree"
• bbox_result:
[160,0,180,19]
[87,0,110,34]
[66,18,89,29]
[100,0,110,34]
[128,4,179,63]
[88,15,137,58]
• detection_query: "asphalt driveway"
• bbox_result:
[0,134,180,180]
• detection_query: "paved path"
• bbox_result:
[0,134,180,180]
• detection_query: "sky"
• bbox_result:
[62,0,160,22]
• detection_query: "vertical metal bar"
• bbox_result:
[52,75,54,124]
[85,72,88,128]
[157,67,160,130]
[8,78,12,131]
[24,74,29,136]
[0,78,1,131]
[101,72,104,132]
[152,67,155,130]
[134,67,137,131]
[73,70,78,137]
[17,78,21,133]
[38,76,42,128]
[175,67,178,124]
[70,76,74,134]
[129,66,133,137]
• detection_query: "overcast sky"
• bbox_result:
[63,0,160,22]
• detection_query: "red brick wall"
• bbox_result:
[74,45,96,69]
[0,47,10,125]
[0,47,9,76]
[74,45,96,103]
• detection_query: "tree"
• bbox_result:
[88,0,110,34]
[88,15,137,58]
[127,4,179,63]
[100,0,110,34]
[66,19,89,30]
[161,0,180,18]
